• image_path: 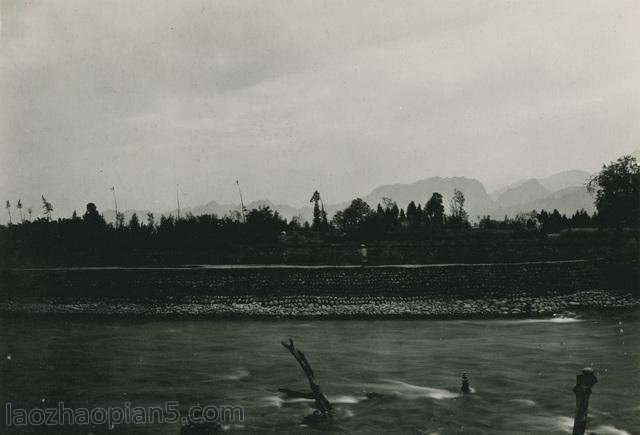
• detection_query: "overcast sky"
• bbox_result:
[1,0,639,219]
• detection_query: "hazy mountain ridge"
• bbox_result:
[490,170,591,199]
[495,179,551,209]
[538,170,591,192]
[500,186,595,217]
[489,179,528,200]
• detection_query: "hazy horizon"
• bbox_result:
[2,1,639,220]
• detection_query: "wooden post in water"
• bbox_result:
[572,367,597,435]
[461,372,471,394]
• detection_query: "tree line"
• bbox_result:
[1,155,638,252]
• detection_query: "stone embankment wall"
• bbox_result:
[1,260,637,299]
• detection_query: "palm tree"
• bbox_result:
[17,199,23,223]
[41,195,53,221]
[5,200,12,224]
[27,207,33,221]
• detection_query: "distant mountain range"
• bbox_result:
[490,170,591,200]
[103,150,639,224]
[354,171,596,219]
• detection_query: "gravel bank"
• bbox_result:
[1,289,637,319]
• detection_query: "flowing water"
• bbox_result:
[0,311,638,434]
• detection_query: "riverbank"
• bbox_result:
[1,289,638,318]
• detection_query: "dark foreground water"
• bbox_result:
[0,312,638,434]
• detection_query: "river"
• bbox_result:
[0,311,638,434]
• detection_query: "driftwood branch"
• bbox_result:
[281,339,332,414]
[277,388,316,400]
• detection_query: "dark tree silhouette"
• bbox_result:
[332,198,372,233]
[570,209,592,228]
[17,200,23,223]
[406,201,419,228]
[146,212,155,229]
[83,203,107,231]
[244,206,288,241]
[448,189,468,225]
[115,212,126,229]
[128,213,141,231]
[536,209,569,233]
[5,201,11,225]
[587,155,640,228]
[425,192,444,227]
[310,190,328,230]
[41,195,53,221]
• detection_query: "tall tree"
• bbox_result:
[587,155,640,228]
[41,195,53,221]
[116,212,126,229]
[5,200,11,224]
[83,202,106,229]
[245,205,288,241]
[379,197,400,231]
[309,190,327,230]
[16,199,23,223]
[448,189,468,226]
[129,213,141,231]
[390,203,399,221]
[146,212,156,229]
[425,192,444,227]
[570,209,591,228]
[406,201,419,227]
[332,198,372,233]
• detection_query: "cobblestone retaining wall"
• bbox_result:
[1,260,637,299]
